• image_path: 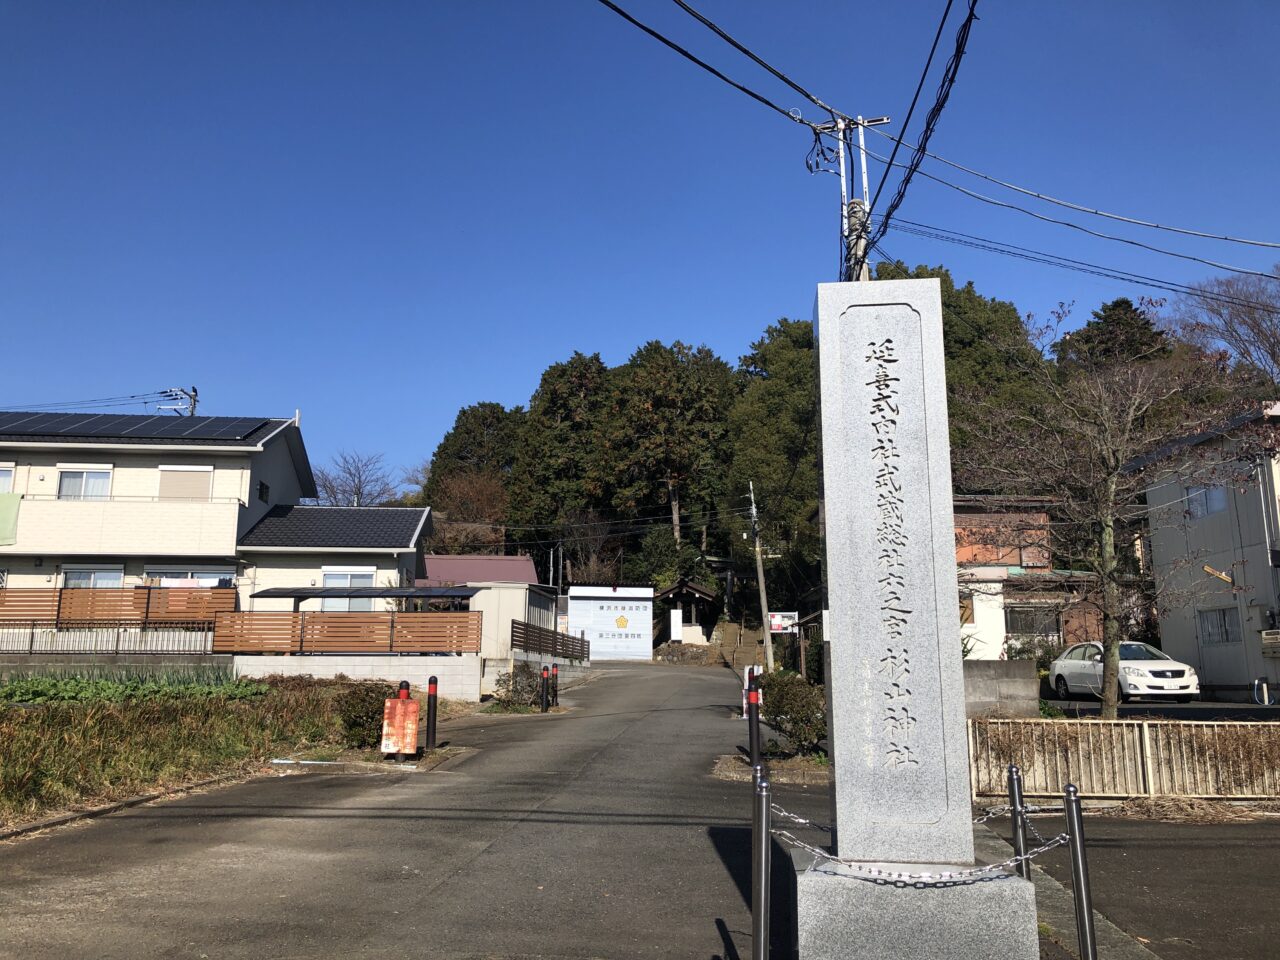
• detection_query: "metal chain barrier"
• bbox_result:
[768,802,1070,889]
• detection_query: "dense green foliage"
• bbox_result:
[333,682,395,748]
[0,679,347,824]
[411,260,1262,647]
[758,671,827,755]
[0,671,268,704]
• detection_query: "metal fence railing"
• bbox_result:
[510,619,590,662]
[0,621,215,655]
[969,717,1280,799]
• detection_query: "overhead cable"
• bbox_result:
[860,0,980,275]
[862,124,1280,250]
[593,0,817,129]
[879,216,1280,316]
[864,146,1278,281]
[0,391,179,412]
[667,0,842,120]
[865,0,958,220]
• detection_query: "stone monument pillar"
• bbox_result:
[793,279,1039,960]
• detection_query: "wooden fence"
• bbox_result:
[510,619,590,661]
[212,611,482,655]
[969,717,1280,799]
[0,588,237,624]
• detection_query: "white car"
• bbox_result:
[1050,641,1199,703]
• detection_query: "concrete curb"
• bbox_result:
[974,824,1162,960]
[0,772,246,843]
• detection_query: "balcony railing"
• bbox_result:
[0,588,238,625]
[0,497,240,556]
[212,611,483,655]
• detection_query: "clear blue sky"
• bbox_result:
[2,1,1277,480]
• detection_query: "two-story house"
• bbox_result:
[0,411,429,611]
[954,495,1100,659]
[1145,403,1280,698]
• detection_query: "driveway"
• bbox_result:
[0,663,758,960]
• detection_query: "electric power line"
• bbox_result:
[880,216,1280,316]
[860,0,980,276]
[592,0,818,129]
[865,0,958,221]
[0,391,181,412]
[861,124,1280,250]
[863,146,1279,281]
[667,0,841,121]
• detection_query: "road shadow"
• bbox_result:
[707,825,797,960]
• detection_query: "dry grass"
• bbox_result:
[1108,796,1259,823]
[0,681,344,828]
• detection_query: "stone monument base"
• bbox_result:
[792,852,1039,960]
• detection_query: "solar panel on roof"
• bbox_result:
[0,410,274,441]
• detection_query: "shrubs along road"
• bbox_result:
[0,671,404,828]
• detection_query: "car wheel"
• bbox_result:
[1117,683,1130,704]
[1054,676,1070,700]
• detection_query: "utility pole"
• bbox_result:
[821,116,891,281]
[749,481,774,673]
[159,386,199,416]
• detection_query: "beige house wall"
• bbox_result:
[0,450,250,560]
[1147,457,1280,691]
[241,438,306,536]
[464,582,557,661]
[240,552,415,611]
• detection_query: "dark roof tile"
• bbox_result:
[239,505,429,550]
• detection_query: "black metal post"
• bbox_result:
[425,675,438,752]
[540,665,550,713]
[551,663,560,707]
[751,776,772,960]
[1007,763,1031,880]
[1065,784,1098,960]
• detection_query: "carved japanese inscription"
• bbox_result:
[817,281,973,864]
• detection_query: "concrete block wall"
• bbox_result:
[482,653,591,695]
[233,654,484,701]
[963,659,1039,718]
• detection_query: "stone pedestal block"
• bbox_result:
[793,854,1039,960]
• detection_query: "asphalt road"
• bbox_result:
[1013,814,1280,960]
[0,663,760,960]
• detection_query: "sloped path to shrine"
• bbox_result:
[0,662,770,960]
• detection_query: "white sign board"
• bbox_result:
[566,586,653,661]
[768,611,798,633]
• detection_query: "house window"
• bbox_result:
[1187,485,1227,519]
[321,569,375,611]
[145,568,235,588]
[57,467,111,501]
[257,481,270,504]
[959,592,974,625]
[1197,607,1242,645]
[158,465,213,501]
[63,567,124,588]
[1004,605,1061,639]
[0,464,13,493]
